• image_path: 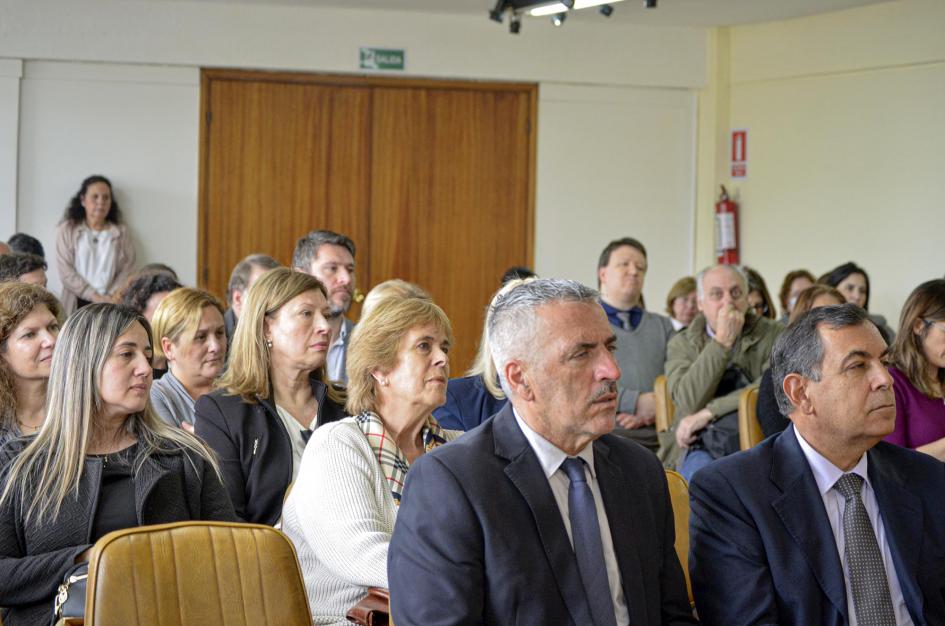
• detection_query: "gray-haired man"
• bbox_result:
[661,264,782,477]
[389,278,695,626]
[293,230,356,384]
[689,304,945,625]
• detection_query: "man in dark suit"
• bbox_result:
[689,304,945,625]
[389,278,695,626]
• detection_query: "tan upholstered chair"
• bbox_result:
[82,521,311,626]
[664,469,693,606]
[738,386,763,450]
[654,374,676,433]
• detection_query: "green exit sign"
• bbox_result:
[359,47,405,71]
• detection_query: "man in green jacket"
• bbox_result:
[659,264,782,477]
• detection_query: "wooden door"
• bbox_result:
[370,86,535,373]
[199,75,372,298]
[199,70,535,373]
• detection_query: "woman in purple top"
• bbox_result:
[885,279,945,460]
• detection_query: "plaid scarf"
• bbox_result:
[353,411,452,505]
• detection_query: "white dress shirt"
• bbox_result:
[514,408,629,626]
[793,428,914,626]
[74,226,116,294]
[275,404,314,481]
[327,318,350,384]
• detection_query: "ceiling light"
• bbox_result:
[599,4,613,16]
[530,2,568,16]
[530,0,625,16]
[551,12,566,26]
[645,0,657,7]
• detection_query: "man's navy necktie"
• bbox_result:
[561,457,618,626]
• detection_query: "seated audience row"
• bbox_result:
[0,304,234,625]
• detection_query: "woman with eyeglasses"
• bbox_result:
[884,279,945,460]
[744,267,777,321]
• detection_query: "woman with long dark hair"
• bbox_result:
[55,175,136,314]
[885,279,945,460]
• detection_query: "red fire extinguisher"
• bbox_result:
[715,185,739,265]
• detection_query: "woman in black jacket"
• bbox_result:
[195,268,346,526]
[0,304,235,626]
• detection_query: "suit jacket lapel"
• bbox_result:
[770,427,849,621]
[493,406,595,626]
[869,446,924,622]
[594,438,648,625]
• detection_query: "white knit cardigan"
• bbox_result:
[280,418,397,626]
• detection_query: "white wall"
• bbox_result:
[536,84,695,308]
[0,60,21,237]
[721,0,945,326]
[1,0,706,301]
[17,62,200,290]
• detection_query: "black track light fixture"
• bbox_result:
[551,12,566,26]
[510,11,522,33]
[645,0,657,8]
[599,4,614,16]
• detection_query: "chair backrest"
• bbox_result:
[664,469,693,605]
[654,374,675,433]
[85,521,312,626]
[737,386,763,450]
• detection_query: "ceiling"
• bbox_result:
[154,0,894,27]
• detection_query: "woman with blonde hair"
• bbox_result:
[432,279,533,431]
[359,279,430,320]
[194,267,346,525]
[664,276,697,332]
[884,279,945,460]
[282,295,460,625]
[0,282,62,445]
[0,304,234,625]
[150,288,227,430]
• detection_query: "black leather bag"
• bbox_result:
[691,364,751,460]
[51,562,88,625]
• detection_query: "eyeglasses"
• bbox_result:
[751,302,769,316]
[923,319,945,333]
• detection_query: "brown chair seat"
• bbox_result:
[83,521,311,626]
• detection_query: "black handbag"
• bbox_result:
[51,562,88,626]
[691,364,751,460]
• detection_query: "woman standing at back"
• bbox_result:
[55,175,136,314]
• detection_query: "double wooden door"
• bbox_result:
[199,70,536,373]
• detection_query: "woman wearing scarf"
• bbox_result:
[282,295,460,625]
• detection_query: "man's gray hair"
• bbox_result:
[489,278,598,396]
[292,230,356,272]
[770,303,873,415]
[695,264,749,300]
